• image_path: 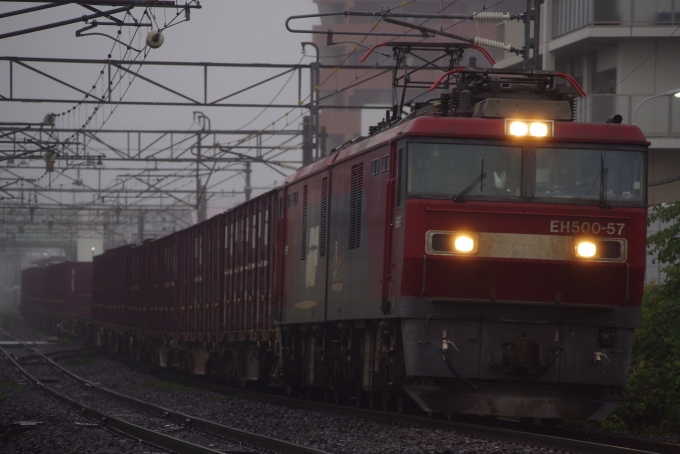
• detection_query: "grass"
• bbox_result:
[67,349,98,366]
[0,394,8,403]
[1,313,15,329]
[142,380,193,392]
[0,378,25,393]
[57,335,72,347]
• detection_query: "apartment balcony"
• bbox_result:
[553,0,680,38]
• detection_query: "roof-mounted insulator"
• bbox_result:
[472,12,511,22]
[473,37,512,53]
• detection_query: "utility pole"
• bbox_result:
[302,116,313,166]
[244,162,252,202]
[137,210,144,243]
[194,112,210,223]
[523,0,542,70]
[302,42,320,163]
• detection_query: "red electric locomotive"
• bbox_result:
[81,67,646,421]
[276,68,646,420]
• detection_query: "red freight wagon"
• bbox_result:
[147,233,178,337]
[222,190,278,342]
[92,245,131,331]
[21,261,92,335]
[128,241,151,332]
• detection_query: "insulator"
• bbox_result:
[473,37,512,53]
[472,11,511,22]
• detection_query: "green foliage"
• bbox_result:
[1,313,15,329]
[57,335,72,347]
[648,202,680,287]
[606,205,680,433]
[67,349,98,366]
[611,284,680,433]
[0,378,25,393]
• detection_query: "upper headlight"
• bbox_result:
[508,121,529,136]
[506,119,554,137]
[529,122,549,137]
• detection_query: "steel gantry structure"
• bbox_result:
[0,56,401,254]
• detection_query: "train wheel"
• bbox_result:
[382,392,390,411]
[397,397,404,414]
[354,391,362,408]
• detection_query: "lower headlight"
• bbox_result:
[575,240,597,258]
[454,235,476,253]
[428,231,479,255]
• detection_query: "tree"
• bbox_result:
[608,202,680,432]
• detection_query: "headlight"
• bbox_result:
[428,232,479,255]
[575,240,597,258]
[505,119,554,137]
[454,235,476,253]
[529,122,549,137]
[574,238,626,261]
[508,121,529,136]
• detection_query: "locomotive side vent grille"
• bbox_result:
[349,163,363,249]
[302,185,308,260]
[320,177,328,257]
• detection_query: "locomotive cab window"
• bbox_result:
[535,147,645,203]
[407,142,522,199]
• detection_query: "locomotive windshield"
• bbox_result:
[536,148,644,202]
[405,141,646,205]
[408,143,522,198]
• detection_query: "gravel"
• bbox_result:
[6,316,671,454]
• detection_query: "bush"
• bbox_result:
[609,203,680,433]
[612,285,680,432]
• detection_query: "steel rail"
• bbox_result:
[0,347,222,454]
[0,328,329,454]
[108,354,678,454]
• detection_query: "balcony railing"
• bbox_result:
[553,0,680,38]
[574,94,680,137]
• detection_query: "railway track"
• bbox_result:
[5,323,679,454]
[0,327,328,454]
[104,348,679,454]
